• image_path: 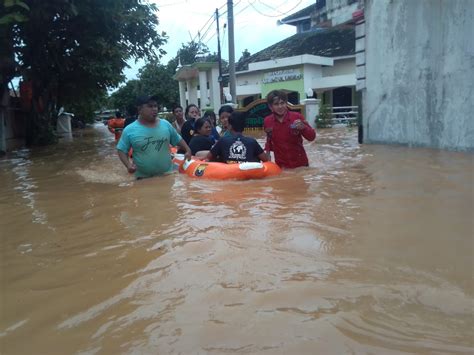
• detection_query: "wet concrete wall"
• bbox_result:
[362,0,474,151]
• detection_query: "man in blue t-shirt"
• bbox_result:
[206,112,268,164]
[117,95,192,179]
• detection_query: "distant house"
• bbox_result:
[232,27,355,108]
[277,2,319,33]
[174,2,357,114]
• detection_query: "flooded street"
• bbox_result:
[0,124,472,354]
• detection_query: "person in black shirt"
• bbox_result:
[180,104,200,145]
[202,110,220,143]
[124,104,138,128]
[207,112,268,164]
[188,118,214,158]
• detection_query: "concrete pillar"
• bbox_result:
[301,98,320,129]
[178,81,186,109]
[198,70,208,110]
[187,80,198,106]
[209,67,221,113]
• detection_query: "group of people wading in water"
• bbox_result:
[117,90,316,179]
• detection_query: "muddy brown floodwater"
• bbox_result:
[0,124,472,354]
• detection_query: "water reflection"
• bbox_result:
[0,126,472,354]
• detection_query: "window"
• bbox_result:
[298,20,311,33]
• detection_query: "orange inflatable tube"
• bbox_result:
[173,155,281,180]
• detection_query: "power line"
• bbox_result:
[257,0,288,15]
[219,0,242,18]
[248,0,303,18]
[234,2,252,17]
[191,13,216,43]
[200,0,243,47]
[199,18,217,43]
[190,1,230,44]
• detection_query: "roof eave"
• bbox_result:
[279,15,311,25]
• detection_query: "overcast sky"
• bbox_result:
[124,0,315,80]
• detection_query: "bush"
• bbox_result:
[315,104,332,128]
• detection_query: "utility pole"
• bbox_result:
[215,8,223,104]
[227,0,236,103]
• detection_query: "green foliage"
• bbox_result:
[0,0,29,24]
[0,12,27,24]
[239,49,251,61]
[139,62,179,108]
[111,40,226,114]
[167,40,208,70]
[0,0,29,93]
[68,89,108,123]
[109,62,180,113]
[9,0,167,145]
[316,104,332,128]
[108,79,141,115]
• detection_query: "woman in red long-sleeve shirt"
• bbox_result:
[264,90,316,169]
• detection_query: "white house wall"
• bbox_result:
[177,56,356,106]
[302,64,323,94]
[235,58,355,97]
[248,54,333,72]
[321,0,359,27]
[312,74,356,90]
[322,58,355,77]
[236,72,262,97]
[236,72,261,87]
[237,84,261,96]
[362,0,474,151]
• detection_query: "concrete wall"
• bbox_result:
[322,58,355,76]
[236,72,262,87]
[362,0,474,151]
[0,93,26,154]
[310,0,360,28]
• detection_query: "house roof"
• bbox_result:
[280,3,316,24]
[236,27,355,72]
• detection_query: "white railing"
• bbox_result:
[330,105,358,125]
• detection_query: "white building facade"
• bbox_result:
[174,26,356,119]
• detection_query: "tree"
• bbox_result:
[238,49,251,62]
[110,41,227,113]
[7,0,167,145]
[138,62,179,110]
[109,79,141,115]
[0,0,29,97]
[166,40,208,71]
[109,61,180,114]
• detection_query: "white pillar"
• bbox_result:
[198,70,208,111]
[178,81,186,109]
[187,79,198,106]
[209,67,220,113]
[301,98,320,129]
